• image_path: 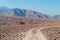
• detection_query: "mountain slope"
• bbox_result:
[0,6,59,19]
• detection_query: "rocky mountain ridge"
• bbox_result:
[0,6,60,19]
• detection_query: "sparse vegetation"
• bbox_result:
[19,22,25,25]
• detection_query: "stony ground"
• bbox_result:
[23,26,60,40]
[0,16,60,40]
[1,25,60,40]
[40,27,60,40]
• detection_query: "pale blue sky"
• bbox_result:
[0,0,60,16]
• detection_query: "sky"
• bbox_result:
[0,0,60,16]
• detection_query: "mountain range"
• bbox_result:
[0,6,60,19]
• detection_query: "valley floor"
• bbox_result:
[0,17,60,40]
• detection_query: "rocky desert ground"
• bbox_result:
[0,16,60,40]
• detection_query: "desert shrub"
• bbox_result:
[19,22,25,25]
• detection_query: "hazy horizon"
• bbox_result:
[0,0,60,16]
